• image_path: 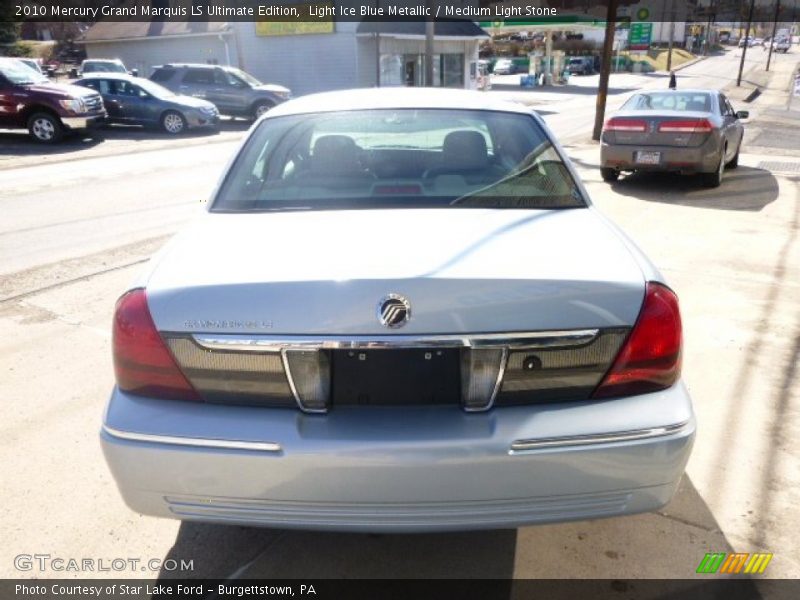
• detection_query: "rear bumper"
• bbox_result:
[101,384,695,532]
[62,113,106,130]
[601,140,719,173]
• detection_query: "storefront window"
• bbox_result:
[378,53,464,88]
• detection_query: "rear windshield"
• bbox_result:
[623,92,714,112]
[212,109,585,212]
[0,60,48,84]
[84,61,126,73]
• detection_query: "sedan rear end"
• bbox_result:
[101,89,694,532]
[600,90,745,187]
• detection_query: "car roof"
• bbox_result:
[80,72,136,80]
[157,63,220,69]
[633,89,719,96]
[266,87,534,119]
[83,59,123,64]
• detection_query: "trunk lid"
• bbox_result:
[145,208,646,335]
[605,109,714,147]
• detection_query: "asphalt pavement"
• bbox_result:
[1,48,799,582]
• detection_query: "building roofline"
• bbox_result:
[79,29,231,45]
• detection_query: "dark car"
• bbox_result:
[0,57,105,143]
[75,73,219,134]
[150,63,291,119]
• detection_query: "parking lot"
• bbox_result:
[1,48,799,582]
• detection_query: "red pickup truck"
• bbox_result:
[0,57,106,143]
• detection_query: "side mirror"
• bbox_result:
[736,110,749,120]
[129,69,139,77]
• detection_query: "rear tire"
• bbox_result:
[601,167,619,182]
[726,146,740,169]
[702,150,725,188]
[27,112,64,144]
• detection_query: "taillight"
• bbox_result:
[112,289,200,401]
[592,282,682,399]
[603,118,648,132]
[658,119,713,133]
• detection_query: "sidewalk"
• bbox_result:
[732,54,800,157]
[724,51,799,108]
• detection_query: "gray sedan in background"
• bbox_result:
[101,89,694,532]
[601,89,748,187]
[75,73,219,134]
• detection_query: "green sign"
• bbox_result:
[628,22,653,49]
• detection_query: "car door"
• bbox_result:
[209,68,247,114]
[0,72,20,128]
[102,79,133,123]
[116,80,154,124]
[82,79,120,120]
[723,96,744,153]
[716,93,737,162]
[178,67,214,102]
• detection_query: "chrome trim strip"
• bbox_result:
[281,349,328,415]
[463,348,508,413]
[509,421,691,453]
[102,424,283,453]
[193,330,599,353]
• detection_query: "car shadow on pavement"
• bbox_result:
[608,166,779,211]
[0,118,250,158]
[154,476,764,589]
[97,118,252,141]
[157,524,517,580]
[566,154,779,212]
[0,130,104,157]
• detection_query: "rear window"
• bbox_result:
[182,68,215,84]
[623,92,713,112]
[0,60,48,84]
[212,108,585,212]
[83,61,126,73]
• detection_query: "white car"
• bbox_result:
[101,88,695,532]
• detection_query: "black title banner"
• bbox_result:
[9,1,800,24]
[2,578,795,600]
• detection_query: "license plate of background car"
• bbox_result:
[331,348,461,407]
[635,151,661,165]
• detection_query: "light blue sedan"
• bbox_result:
[101,88,695,532]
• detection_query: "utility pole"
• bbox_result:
[593,0,619,141]
[704,1,715,56]
[737,0,756,86]
[666,0,676,71]
[425,0,434,86]
[767,0,782,71]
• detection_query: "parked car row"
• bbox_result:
[0,57,291,143]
